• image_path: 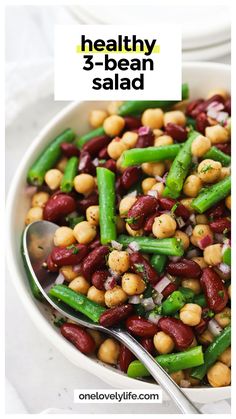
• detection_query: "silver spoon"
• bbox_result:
[23,220,201,414]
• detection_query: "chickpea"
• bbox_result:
[191,224,213,247]
[184,370,200,387]
[142,162,165,177]
[87,286,105,306]
[73,221,96,244]
[218,347,231,367]
[56,156,68,172]
[180,303,202,326]
[192,257,208,269]
[207,362,231,387]
[98,338,120,365]
[152,214,177,239]
[181,278,201,295]
[141,108,164,129]
[207,89,229,100]
[116,155,126,173]
[214,307,231,328]
[154,135,173,147]
[151,182,165,197]
[204,244,222,265]
[69,276,90,294]
[86,205,99,226]
[89,109,108,128]
[153,331,174,354]
[107,138,127,160]
[119,195,136,218]
[180,198,194,213]
[53,226,75,247]
[174,230,190,251]
[225,195,231,210]
[198,330,214,346]
[116,215,126,234]
[228,284,231,299]
[107,101,123,115]
[142,177,156,194]
[103,115,125,137]
[164,110,186,127]
[108,250,130,274]
[74,173,95,195]
[126,223,143,237]
[87,330,104,348]
[170,370,185,385]
[195,214,208,225]
[105,286,128,308]
[60,265,78,282]
[191,135,211,157]
[121,273,146,295]
[198,159,222,183]
[153,128,163,139]
[25,207,43,225]
[122,131,138,149]
[31,191,49,208]
[183,175,202,198]
[205,125,230,144]
[219,167,231,181]
[44,169,63,190]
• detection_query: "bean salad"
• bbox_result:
[24,84,231,389]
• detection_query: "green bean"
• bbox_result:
[127,346,204,378]
[186,116,196,129]
[223,247,231,266]
[193,294,207,308]
[165,130,199,196]
[118,84,189,116]
[60,156,78,193]
[150,254,167,274]
[48,285,106,322]
[117,235,184,256]
[191,325,231,380]
[27,129,75,186]
[121,145,181,167]
[178,287,195,303]
[204,146,231,166]
[191,176,231,213]
[76,126,106,149]
[97,167,116,244]
[162,186,180,199]
[160,291,186,315]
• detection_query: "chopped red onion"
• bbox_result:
[208,319,223,337]
[198,234,213,249]
[180,380,191,388]
[141,297,155,311]
[138,126,150,135]
[162,172,168,183]
[207,109,218,120]
[128,241,140,252]
[108,269,121,280]
[104,276,116,290]
[128,295,141,304]
[189,214,196,225]
[216,111,229,124]
[72,264,81,274]
[215,233,225,244]
[55,273,65,285]
[111,240,123,251]
[25,185,37,197]
[169,256,181,262]
[153,292,163,305]
[185,225,193,237]
[207,101,224,112]
[92,157,99,167]
[186,249,199,259]
[148,312,162,325]
[155,175,164,183]
[147,190,158,198]
[176,216,186,228]
[154,276,171,293]
[217,263,231,275]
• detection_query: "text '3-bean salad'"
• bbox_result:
[24,85,231,388]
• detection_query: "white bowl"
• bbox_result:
[6,62,231,404]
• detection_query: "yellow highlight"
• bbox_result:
[76,45,160,54]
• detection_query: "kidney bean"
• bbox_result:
[81,245,110,280]
[77,192,98,214]
[200,268,228,313]
[121,167,142,190]
[129,252,159,286]
[162,282,177,298]
[51,244,89,267]
[195,112,209,134]
[194,318,208,335]
[140,337,156,355]
[118,344,135,373]
[82,135,110,157]
[89,236,101,251]
[167,258,202,278]
[61,323,96,354]
[209,218,231,233]
[124,116,142,131]
[126,315,158,337]
[115,177,125,196]
[158,317,194,350]
[100,304,133,327]
[92,270,109,290]
[98,146,109,159]
[46,253,59,272]
[127,195,158,230]
[186,99,204,117]
[43,193,77,222]
[78,151,96,175]
[224,97,231,115]
[191,95,225,118]
[165,123,187,142]
[206,201,225,220]
[60,142,80,158]
[144,212,160,233]
[136,127,154,148]
[158,197,190,220]
[214,143,231,155]
[100,159,117,173]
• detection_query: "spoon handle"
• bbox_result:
[111,328,201,414]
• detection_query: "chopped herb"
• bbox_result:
[66,244,79,254]
[202,309,214,319]
[171,203,179,214]
[218,290,225,299]
[66,215,85,229]
[53,317,66,327]
[125,215,140,225]
[134,263,145,273]
[201,164,213,173]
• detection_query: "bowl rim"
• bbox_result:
[6,61,231,402]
